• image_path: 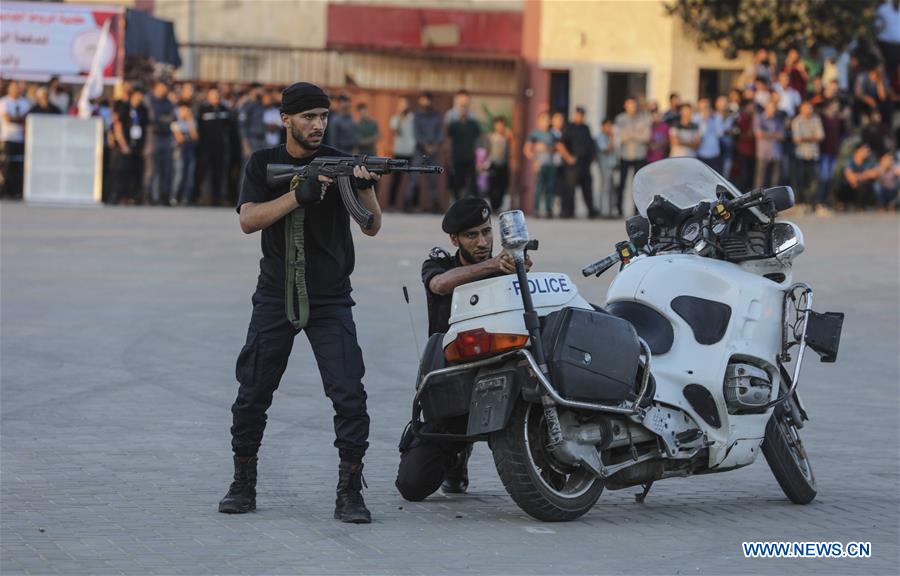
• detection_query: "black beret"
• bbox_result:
[281,82,330,115]
[442,198,491,234]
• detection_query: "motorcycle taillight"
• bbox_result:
[444,329,529,363]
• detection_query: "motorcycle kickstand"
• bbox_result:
[634,481,654,504]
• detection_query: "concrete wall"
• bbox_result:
[66,0,329,48]
[334,0,523,10]
[537,0,749,127]
[140,0,520,48]
[151,0,328,48]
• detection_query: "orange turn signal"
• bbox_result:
[444,329,529,363]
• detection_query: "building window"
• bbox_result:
[549,71,570,115]
[699,68,742,102]
[605,72,647,119]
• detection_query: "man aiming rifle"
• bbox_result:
[220,82,438,524]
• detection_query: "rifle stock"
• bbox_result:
[266,164,303,188]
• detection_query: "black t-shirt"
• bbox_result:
[561,123,596,163]
[27,103,62,115]
[198,103,232,146]
[421,247,462,336]
[237,144,355,305]
[149,96,176,137]
[114,101,148,149]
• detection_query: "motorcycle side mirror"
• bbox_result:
[764,186,795,212]
[772,221,805,257]
[625,215,650,249]
[498,210,530,259]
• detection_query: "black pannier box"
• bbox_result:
[542,307,642,403]
[419,370,474,423]
[417,332,473,423]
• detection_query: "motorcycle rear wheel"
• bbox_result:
[762,411,817,504]
[490,400,604,522]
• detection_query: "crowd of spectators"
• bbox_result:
[0,79,521,213]
[1,36,897,217]
[0,77,294,206]
[525,45,898,219]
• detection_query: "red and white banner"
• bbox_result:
[0,1,124,83]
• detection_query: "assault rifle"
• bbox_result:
[267,155,444,230]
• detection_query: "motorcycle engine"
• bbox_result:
[724,363,772,413]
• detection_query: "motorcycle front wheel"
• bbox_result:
[761,410,817,504]
[490,400,604,522]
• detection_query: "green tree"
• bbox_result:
[666,0,881,58]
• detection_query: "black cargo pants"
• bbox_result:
[395,422,468,501]
[230,291,369,463]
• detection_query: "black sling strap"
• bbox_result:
[284,206,309,330]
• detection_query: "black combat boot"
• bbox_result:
[334,461,371,524]
[441,444,472,494]
[218,455,257,514]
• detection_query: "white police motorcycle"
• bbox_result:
[411,158,843,522]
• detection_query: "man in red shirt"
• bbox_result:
[733,100,757,191]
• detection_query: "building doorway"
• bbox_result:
[549,70,570,116]
[699,68,742,102]
[604,71,647,120]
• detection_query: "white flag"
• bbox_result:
[77,19,112,119]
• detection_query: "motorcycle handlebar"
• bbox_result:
[581,251,620,277]
[726,187,766,210]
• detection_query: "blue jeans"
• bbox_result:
[177,141,196,204]
[533,164,556,215]
[816,154,837,206]
[152,138,174,204]
[404,152,441,211]
[875,182,899,207]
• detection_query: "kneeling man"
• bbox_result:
[395,198,531,500]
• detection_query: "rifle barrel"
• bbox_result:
[398,166,444,174]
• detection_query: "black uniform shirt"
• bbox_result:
[561,122,596,163]
[198,103,232,146]
[421,247,461,336]
[237,144,355,306]
[113,101,148,149]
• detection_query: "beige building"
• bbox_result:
[533,0,751,126]
[69,0,749,113]
[67,0,752,211]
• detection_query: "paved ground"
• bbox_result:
[1,201,898,575]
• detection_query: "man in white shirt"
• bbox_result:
[387,96,416,210]
[48,77,71,115]
[774,72,801,118]
[0,81,32,198]
[694,98,725,174]
[261,91,282,148]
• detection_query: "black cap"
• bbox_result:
[280,82,330,115]
[442,198,491,234]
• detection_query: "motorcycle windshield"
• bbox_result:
[632,158,742,217]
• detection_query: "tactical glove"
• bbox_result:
[291,174,326,206]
